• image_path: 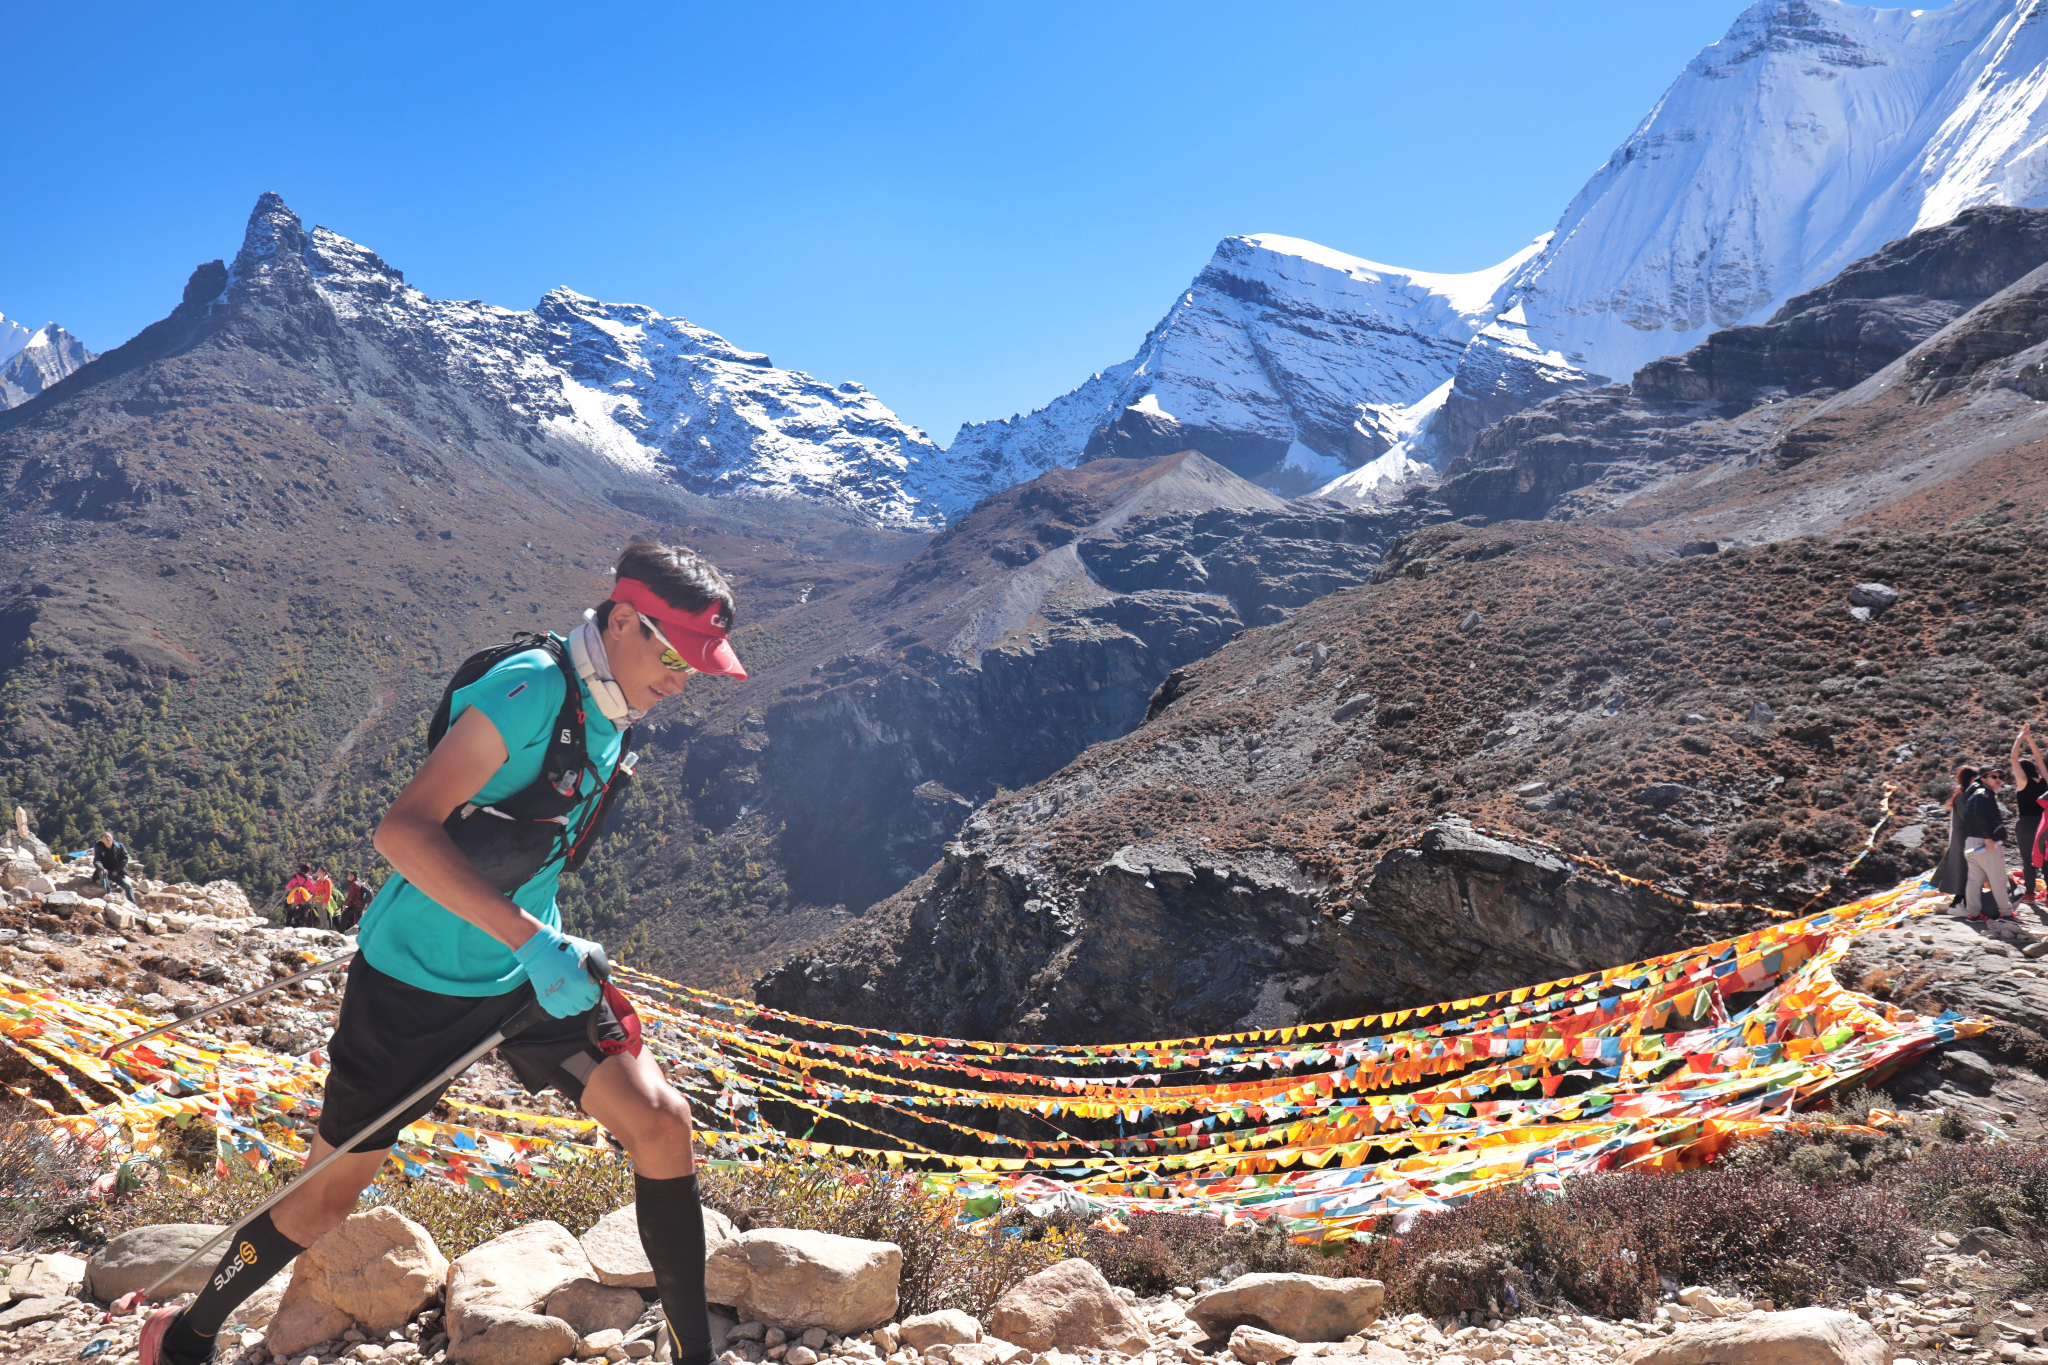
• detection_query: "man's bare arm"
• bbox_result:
[373,705,546,950]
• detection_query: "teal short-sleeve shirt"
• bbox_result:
[355,637,623,996]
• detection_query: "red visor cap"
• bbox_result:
[609,577,748,679]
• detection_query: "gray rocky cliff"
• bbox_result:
[757,817,1690,1043]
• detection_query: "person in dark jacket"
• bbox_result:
[91,832,132,899]
[1955,764,2014,919]
[2013,725,2047,906]
[338,872,372,932]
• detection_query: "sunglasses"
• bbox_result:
[641,617,696,674]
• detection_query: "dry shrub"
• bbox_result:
[1567,1168,1917,1307]
[0,1097,103,1246]
[361,1158,636,1258]
[1345,1182,1654,1319]
[700,1157,1074,1319]
[1031,1211,1329,1295]
[1889,1143,2048,1238]
[1344,1166,1919,1316]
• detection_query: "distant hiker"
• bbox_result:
[1951,764,2014,920]
[91,831,131,900]
[311,865,336,930]
[284,863,314,928]
[2013,725,2047,906]
[141,539,747,1365]
[339,872,372,932]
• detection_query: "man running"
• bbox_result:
[142,540,746,1365]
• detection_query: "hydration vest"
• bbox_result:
[427,633,636,895]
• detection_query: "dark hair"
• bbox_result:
[297,862,311,875]
[2024,759,2042,783]
[595,539,737,633]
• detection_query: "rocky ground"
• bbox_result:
[1,1217,2044,1365]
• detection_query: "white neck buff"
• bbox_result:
[569,610,646,726]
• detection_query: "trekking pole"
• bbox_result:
[99,952,359,1060]
[112,974,577,1314]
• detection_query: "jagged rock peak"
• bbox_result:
[228,191,313,287]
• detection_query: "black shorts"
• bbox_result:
[317,955,629,1151]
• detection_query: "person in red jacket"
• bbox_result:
[310,867,335,930]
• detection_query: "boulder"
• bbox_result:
[204,879,257,917]
[1618,1308,1889,1365]
[951,1344,1030,1365]
[900,1310,982,1350]
[226,1275,291,1333]
[544,1279,647,1337]
[581,1202,737,1289]
[1190,1274,1385,1343]
[103,903,138,931]
[0,1297,69,1331]
[267,1294,356,1356]
[578,1330,625,1360]
[24,874,53,896]
[987,1259,1149,1354]
[447,1304,580,1365]
[1230,1326,1300,1364]
[1848,583,1900,612]
[4,1251,87,1301]
[702,1229,901,1334]
[86,1223,227,1301]
[446,1222,595,1349]
[0,860,34,890]
[277,1208,448,1335]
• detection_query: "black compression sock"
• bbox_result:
[166,1211,306,1360]
[635,1172,712,1365]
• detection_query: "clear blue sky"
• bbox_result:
[2,1,1942,444]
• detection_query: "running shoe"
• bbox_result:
[137,1307,208,1365]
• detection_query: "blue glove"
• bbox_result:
[514,924,604,1018]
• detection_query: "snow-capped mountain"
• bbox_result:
[1431,0,2048,456]
[0,315,93,409]
[172,194,953,529]
[943,234,1538,498]
[274,206,952,528]
[943,0,2048,507]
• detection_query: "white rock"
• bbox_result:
[581,1202,737,1289]
[447,1222,595,1350]
[702,1230,901,1335]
